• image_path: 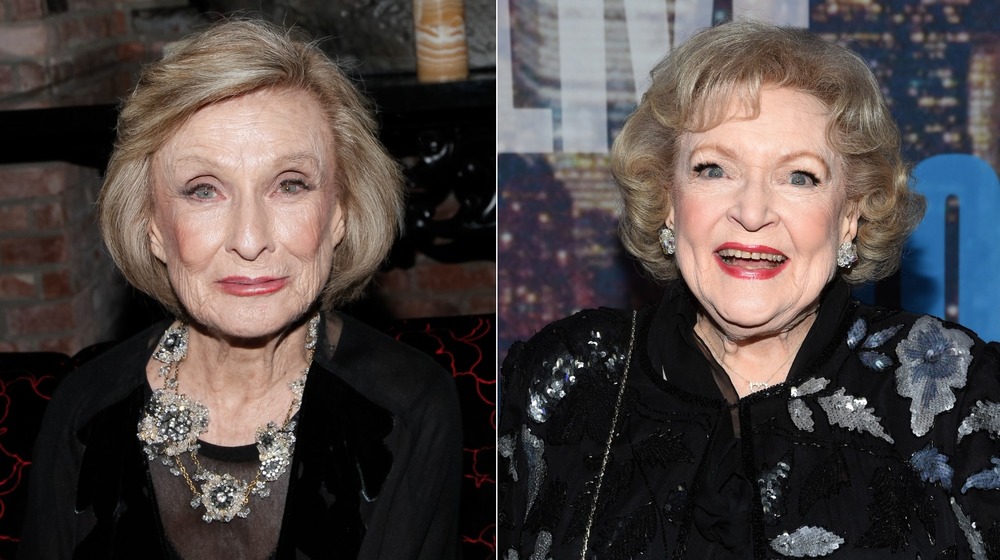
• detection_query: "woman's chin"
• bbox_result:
[187,304,313,344]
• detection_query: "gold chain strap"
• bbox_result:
[580,310,638,559]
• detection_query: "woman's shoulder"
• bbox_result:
[49,320,166,423]
[318,311,457,417]
[847,300,1000,416]
[851,300,999,365]
[505,307,638,366]
[501,307,641,425]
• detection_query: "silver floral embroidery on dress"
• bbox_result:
[951,497,988,560]
[957,400,1000,444]
[818,388,894,443]
[910,444,953,487]
[788,378,830,432]
[961,457,1000,494]
[847,318,903,372]
[528,530,552,560]
[527,330,624,424]
[759,458,791,523]
[521,424,545,519]
[859,351,893,372]
[498,432,518,481]
[895,316,974,437]
[770,526,845,557]
[846,318,867,349]
[862,325,904,349]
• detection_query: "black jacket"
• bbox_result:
[20,312,461,559]
[499,280,1000,559]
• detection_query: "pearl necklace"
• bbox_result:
[137,314,319,523]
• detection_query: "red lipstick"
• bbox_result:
[713,243,788,280]
[217,276,287,296]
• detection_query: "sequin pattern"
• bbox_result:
[818,387,894,443]
[847,320,902,372]
[528,530,552,560]
[957,400,1000,444]
[498,432,518,482]
[788,378,830,432]
[846,318,867,350]
[770,526,845,557]
[521,424,546,519]
[961,457,1000,494]
[759,457,791,524]
[895,316,974,437]
[527,330,624,424]
[950,498,988,560]
[910,444,954,488]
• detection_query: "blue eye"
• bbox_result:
[188,184,217,199]
[278,179,310,194]
[694,163,724,179]
[790,171,820,187]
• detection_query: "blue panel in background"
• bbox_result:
[902,154,1000,341]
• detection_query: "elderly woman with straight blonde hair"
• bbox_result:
[20,18,460,559]
[499,19,1000,558]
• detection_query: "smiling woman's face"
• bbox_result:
[149,88,345,340]
[668,87,858,340]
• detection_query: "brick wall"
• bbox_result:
[375,258,496,319]
[0,163,123,353]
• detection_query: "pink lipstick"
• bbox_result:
[217,276,287,296]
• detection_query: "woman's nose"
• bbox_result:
[728,174,777,232]
[226,195,274,260]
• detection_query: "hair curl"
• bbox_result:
[612,18,925,284]
[98,18,403,317]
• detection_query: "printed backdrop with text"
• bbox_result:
[498,0,1000,358]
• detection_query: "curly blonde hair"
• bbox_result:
[612,19,925,284]
[98,18,403,317]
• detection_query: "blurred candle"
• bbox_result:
[414,0,469,82]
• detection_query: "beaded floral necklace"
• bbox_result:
[138,314,319,523]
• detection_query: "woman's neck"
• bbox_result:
[694,309,817,398]
[146,317,314,445]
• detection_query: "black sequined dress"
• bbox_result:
[499,279,1000,559]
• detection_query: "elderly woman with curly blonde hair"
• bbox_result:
[20,19,460,559]
[499,19,1000,558]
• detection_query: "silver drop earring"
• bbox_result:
[659,226,676,256]
[837,241,858,268]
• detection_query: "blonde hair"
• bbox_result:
[98,18,403,316]
[612,18,925,284]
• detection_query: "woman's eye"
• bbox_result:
[789,171,820,187]
[278,179,310,194]
[188,184,217,199]
[693,163,724,179]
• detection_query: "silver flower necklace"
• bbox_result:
[138,314,319,523]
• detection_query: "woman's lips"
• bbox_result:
[217,276,288,296]
[713,243,788,280]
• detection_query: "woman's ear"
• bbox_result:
[329,203,347,248]
[841,200,860,243]
[149,219,167,263]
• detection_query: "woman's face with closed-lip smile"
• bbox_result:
[668,87,859,340]
[149,88,346,341]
